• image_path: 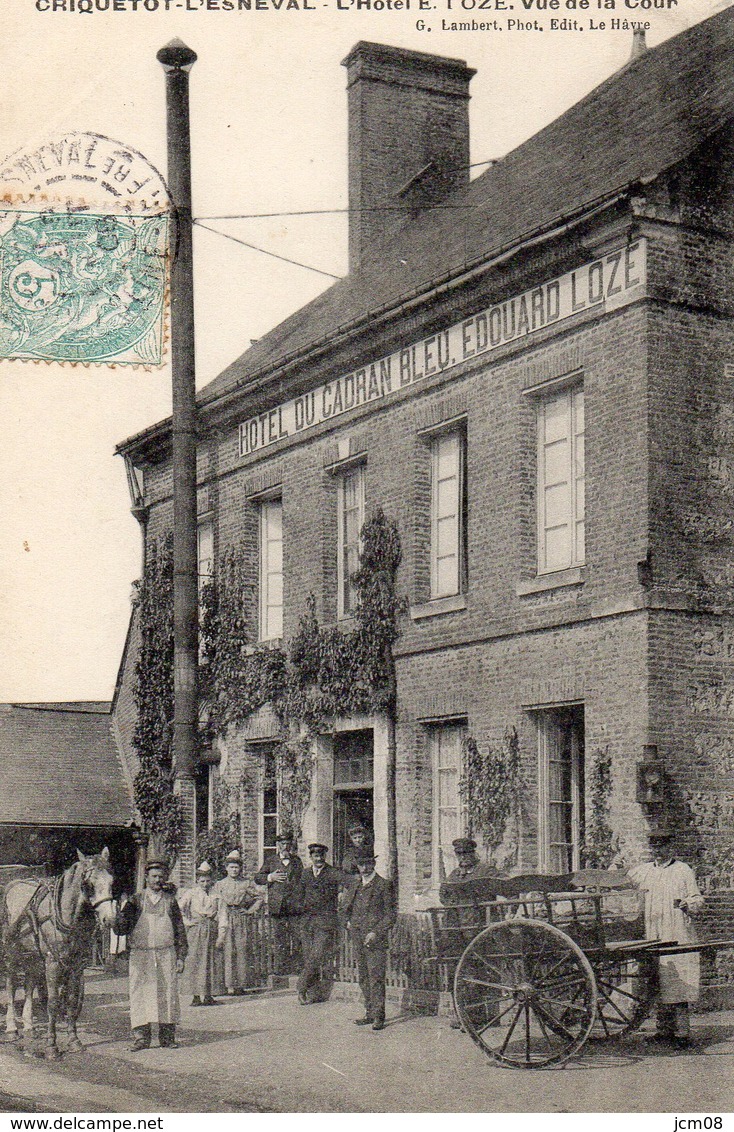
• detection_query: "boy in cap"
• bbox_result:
[113,859,188,1051]
[254,831,303,976]
[214,849,263,995]
[340,821,376,876]
[344,851,396,1030]
[296,843,342,1004]
[179,861,219,1006]
[630,829,705,1047]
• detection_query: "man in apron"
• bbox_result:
[630,829,705,1048]
[113,859,188,1051]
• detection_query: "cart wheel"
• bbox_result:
[590,953,656,1040]
[453,918,597,1069]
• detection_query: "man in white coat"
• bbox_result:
[630,829,705,1048]
[113,860,188,1051]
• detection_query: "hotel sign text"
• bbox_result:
[239,239,647,457]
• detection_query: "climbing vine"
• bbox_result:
[196,776,244,873]
[197,506,405,839]
[272,735,316,837]
[581,747,617,868]
[132,533,183,862]
[200,548,288,731]
[459,729,522,868]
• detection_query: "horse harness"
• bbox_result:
[7,870,113,962]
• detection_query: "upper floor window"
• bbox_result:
[537,386,585,574]
[430,430,467,599]
[337,465,365,618]
[259,497,283,641]
[197,518,214,592]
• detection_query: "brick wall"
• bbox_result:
[114,139,734,956]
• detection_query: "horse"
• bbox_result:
[1,848,115,1058]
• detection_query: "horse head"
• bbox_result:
[76,847,115,928]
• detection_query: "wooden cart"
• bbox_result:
[429,870,734,1069]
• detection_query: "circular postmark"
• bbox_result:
[0,133,170,365]
[0,131,169,215]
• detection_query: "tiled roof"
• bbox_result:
[199,5,734,405]
[0,703,134,828]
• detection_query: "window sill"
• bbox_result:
[249,638,284,653]
[516,567,586,597]
[410,594,467,620]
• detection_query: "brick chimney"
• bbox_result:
[342,42,476,274]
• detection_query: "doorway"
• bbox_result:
[332,729,374,868]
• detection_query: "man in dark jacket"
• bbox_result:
[254,831,303,976]
[344,850,396,1031]
[439,837,503,1030]
[113,859,188,1051]
[440,837,504,937]
[296,843,341,1004]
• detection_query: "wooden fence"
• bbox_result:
[337,911,446,997]
[242,908,446,998]
[96,908,447,1002]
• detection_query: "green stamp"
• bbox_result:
[0,210,168,365]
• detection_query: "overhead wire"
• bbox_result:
[193,220,342,280]
[192,156,500,278]
[196,203,476,220]
[194,157,500,222]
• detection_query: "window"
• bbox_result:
[195,763,211,833]
[536,705,585,873]
[259,497,283,640]
[430,721,466,880]
[430,430,467,598]
[337,465,365,617]
[197,518,214,591]
[537,386,585,574]
[197,519,214,661]
[333,729,374,868]
[333,728,374,789]
[261,749,278,859]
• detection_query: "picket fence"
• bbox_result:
[96,908,447,1001]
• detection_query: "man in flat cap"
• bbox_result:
[344,851,396,1031]
[439,838,504,1029]
[440,838,504,907]
[295,843,342,1004]
[179,861,219,1006]
[214,849,263,995]
[113,859,188,1051]
[630,829,705,1048]
[255,831,303,977]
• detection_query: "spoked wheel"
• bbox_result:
[590,952,656,1040]
[453,919,597,1069]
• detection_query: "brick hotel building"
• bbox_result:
[115,14,734,932]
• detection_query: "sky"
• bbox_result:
[0,0,728,701]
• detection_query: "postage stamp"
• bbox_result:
[0,132,170,365]
[0,208,168,365]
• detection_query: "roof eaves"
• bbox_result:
[203,183,637,403]
[121,183,635,461]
